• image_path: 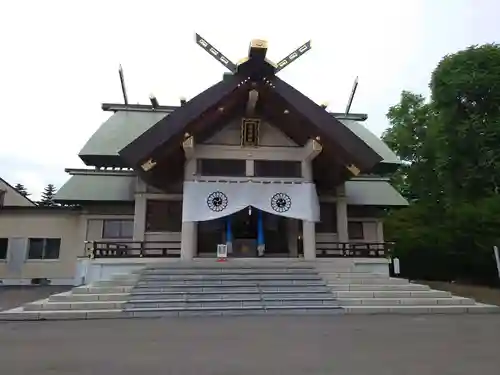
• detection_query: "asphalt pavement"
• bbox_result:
[1,314,499,375]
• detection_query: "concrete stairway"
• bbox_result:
[1,259,498,320]
[316,262,500,314]
[0,261,342,320]
[124,263,341,317]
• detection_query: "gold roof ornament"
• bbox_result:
[141,158,157,172]
[346,164,360,176]
[250,39,268,49]
[194,33,311,75]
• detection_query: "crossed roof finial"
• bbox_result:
[195,33,312,77]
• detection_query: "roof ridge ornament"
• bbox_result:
[118,64,129,105]
[194,33,312,78]
[195,33,238,73]
[274,40,312,74]
[344,76,359,115]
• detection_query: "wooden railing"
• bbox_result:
[84,240,393,259]
[315,241,394,258]
[86,240,181,259]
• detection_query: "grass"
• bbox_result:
[421,280,500,306]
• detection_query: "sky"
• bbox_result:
[0,0,499,200]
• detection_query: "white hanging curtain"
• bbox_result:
[182,180,320,222]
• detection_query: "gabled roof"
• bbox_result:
[0,177,37,207]
[114,38,387,187]
[268,77,382,169]
[345,178,408,206]
[338,119,401,173]
[55,174,135,203]
[119,78,383,171]
[119,75,244,167]
[79,111,168,167]
[54,169,136,203]
[117,80,383,188]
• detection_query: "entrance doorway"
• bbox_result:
[196,208,291,257]
[231,207,258,257]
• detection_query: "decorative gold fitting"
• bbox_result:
[250,39,268,49]
[141,158,157,172]
[346,164,361,176]
[312,139,322,152]
[237,57,249,65]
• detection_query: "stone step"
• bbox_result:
[327,284,430,291]
[49,292,129,302]
[132,285,330,293]
[320,272,395,279]
[337,297,476,306]
[24,300,126,311]
[144,265,316,271]
[110,273,140,280]
[343,304,500,314]
[0,305,344,321]
[124,304,343,317]
[329,290,452,298]
[127,298,339,309]
[73,286,134,294]
[323,278,411,285]
[3,303,498,321]
[0,307,127,321]
[136,280,327,287]
[94,280,138,287]
[140,274,323,281]
[314,267,368,273]
[130,291,334,300]
[141,268,318,275]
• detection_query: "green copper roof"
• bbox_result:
[55,174,135,202]
[55,174,407,206]
[78,110,399,170]
[339,119,400,165]
[345,179,408,206]
[79,111,168,163]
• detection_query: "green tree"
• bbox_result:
[14,183,30,197]
[382,91,442,204]
[430,43,500,202]
[39,184,57,206]
[382,44,500,285]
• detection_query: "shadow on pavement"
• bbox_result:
[0,286,71,311]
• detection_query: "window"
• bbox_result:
[347,205,383,218]
[348,222,364,240]
[316,203,337,233]
[0,238,8,260]
[146,200,182,232]
[198,159,246,177]
[254,160,302,178]
[27,238,61,260]
[102,220,134,239]
[0,190,5,207]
